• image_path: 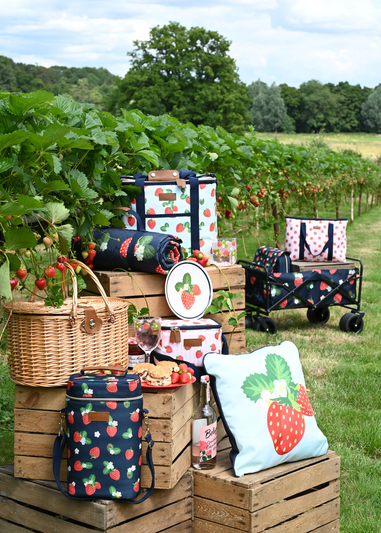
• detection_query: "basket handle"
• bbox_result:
[80,366,128,375]
[65,260,116,321]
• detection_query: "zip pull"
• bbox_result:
[170,327,181,343]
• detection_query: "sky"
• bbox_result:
[1,0,381,88]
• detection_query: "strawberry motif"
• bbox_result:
[95,482,101,489]
[155,265,167,274]
[210,223,215,232]
[203,208,211,217]
[106,401,117,410]
[329,269,337,274]
[107,426,117,437]
[165,345,173,354]
[68,411,74,424]
[127,216,135,227]
[68,482,76,495]
[176,223,185,232]
[147,219,156,229]
[210,343,217,351]
[155,188,163,196]
[133,480,140,493]
[74,461,83,471]
[267,402,305,455]
[138,427,142,439]
[110,469,120,481]
[128,380,138,392]
[215,331,220,340]
[85,485,96,496]
[279,299,288,308]
[195,350,203,359]
[147,208,156,215]
[125,448,134,460]
[312,269,322,274]
[296,385,314,417]
[320,281,329,291]
[181,291,195,310]
[89,447,100,459]
[120,238,133,258]
[165,207,173,214]
[73,431,81,442]
[333,293,342,303]
[130,409,140,423]
[139,454,142,466]
[198,335,206,342]
[192,284,201,295]
[107,382,118,393]
[82,413,90,425]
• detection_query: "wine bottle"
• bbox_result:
[192,375,217,470]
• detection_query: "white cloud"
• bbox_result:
[1,0,381,86]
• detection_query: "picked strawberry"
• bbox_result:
[178,363,189,373]
[171,372,180,384]
[111,364,124,375]
[179,372,191,384]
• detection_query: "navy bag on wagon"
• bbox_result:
[53,367,155,502]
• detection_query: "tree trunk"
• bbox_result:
[350,187,354,222]
[313,193,318,219]
[366,193,369,213]
[336,206,340,219]
[272,203,280,248]
[358,186,362,217]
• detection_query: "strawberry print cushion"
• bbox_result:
[203,341,328,477]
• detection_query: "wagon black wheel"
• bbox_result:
[340,313,364,334]
[253,317,278,335]
[307,307,330,324]
[245,313,254,329]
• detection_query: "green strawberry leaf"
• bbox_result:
[241,373,274,402]
[111,447,121,455]
[84,462,93,469]
[265,353,292,385]
[175,282,184,292]
[183,272,192,285]
[85,437,92,444]
[143,244,155,259]
[89,474,96,481]
[139,235,153,246]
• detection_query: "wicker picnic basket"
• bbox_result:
[4,260,129,387]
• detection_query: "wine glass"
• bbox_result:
[134,317,161,364]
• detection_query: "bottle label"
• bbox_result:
[128,354,145,368]
[199,421,217,461]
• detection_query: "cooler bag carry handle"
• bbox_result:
[300,222,334,261]
[53,409,155,503]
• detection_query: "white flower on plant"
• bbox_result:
[100,242,108,251]
[135,245,145,261]
[94,431,100,438]
[273,379,288,398]
[256,390,273,412]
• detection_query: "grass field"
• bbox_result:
[0,202,381,532]
[256,131,381,162]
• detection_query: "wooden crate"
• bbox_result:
[83,264,246,355]
[292,260,355,272]
[0,465,192,533]
[13,382,200,490]
[193,439,340,533]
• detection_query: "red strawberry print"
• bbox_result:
[329,269,337,274]
[73,431,81,442]
[165,345,173,354]
[155,188,163,197]
[130,410,139,422]
[85,485,96,496]
[155,265,167,274]
[333,293,342,303]
[106,401,117,410]
[186,197,191,204]
[267,402,305,455]
[203,208,211,217]
[120,238,132,258]
[69,483,76,495]
[147,219,156,229]
[294,278,303,287]
[250,276,256,284]
[139,454,142,466]
[211,188,215,197]
[200,184,207,189]
[273,273,282,278]
[107,382,118,393]
[128,380,138,392]
[215,331,220,340]
[82,413,90,425]
[312,269,322,274]
[176,223,185,232]
[192,284,201,295]
[74,461,83,471]
[138,427,142,439]
[110,469,120,481]
[68,411,74,424]
[210,223,215,232]
[107,426,117,437]
[198,335,206,342]
[147,208,156,215]
[127,216,135,227]
[320,281,329,291]
[279,299,288,308]
[195,350,203,359]
[210,343,217,351]
[165,207,173,214]
[181,292,195,310]
[90,447,100,459]
[95,482,101,489]
[133,480,140,493]
[199,239,205,248]
[125,448,134,460]
[296,385,314,417]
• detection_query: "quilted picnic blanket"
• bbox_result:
[77,228,183,275]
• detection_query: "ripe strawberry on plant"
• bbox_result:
[10,278,18,291]
[16,268,27,280]
[57,263,65,273]
[35,278,46,290]
[44,267,56,279]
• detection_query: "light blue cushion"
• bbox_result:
[203,341,328,477]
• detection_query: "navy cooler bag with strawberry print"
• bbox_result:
[53,367,155,502]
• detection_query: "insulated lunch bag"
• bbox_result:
[121,170,218,257]
[53,367,154,502]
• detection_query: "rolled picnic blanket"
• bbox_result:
[77,227,183,275]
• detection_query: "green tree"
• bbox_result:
[279,83,300,128]
[107,22,251,134]
[326,82,372,132]
[248,80,286,132]
[298,80,341,133]
[361,85,381,133]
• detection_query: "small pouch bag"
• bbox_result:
[153,318,226,368]
[53,366,154,502]
[253,246,291,273]
[285,217,348,262]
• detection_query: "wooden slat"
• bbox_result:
[194,496,250,531]
[14,386,66,411]
[292,260,355,272]
[0,518,33,533]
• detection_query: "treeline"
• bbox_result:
[0,55,117,110]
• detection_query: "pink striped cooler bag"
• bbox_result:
[285,217,348,262]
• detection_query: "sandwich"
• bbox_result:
[146,366,172,387]
[132,362,156,382]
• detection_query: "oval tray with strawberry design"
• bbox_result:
[141,376,196,390]
[165,261,213,319]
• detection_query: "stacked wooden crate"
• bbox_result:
[83,264,246,355]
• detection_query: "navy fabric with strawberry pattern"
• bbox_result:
[65,371,143,499]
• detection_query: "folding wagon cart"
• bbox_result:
[239,248,364,334]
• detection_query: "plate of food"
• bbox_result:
[141,376,196,389]
[132,361,196,389]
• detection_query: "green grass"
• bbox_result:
[255,131,381,162]
[1,204,381,532]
